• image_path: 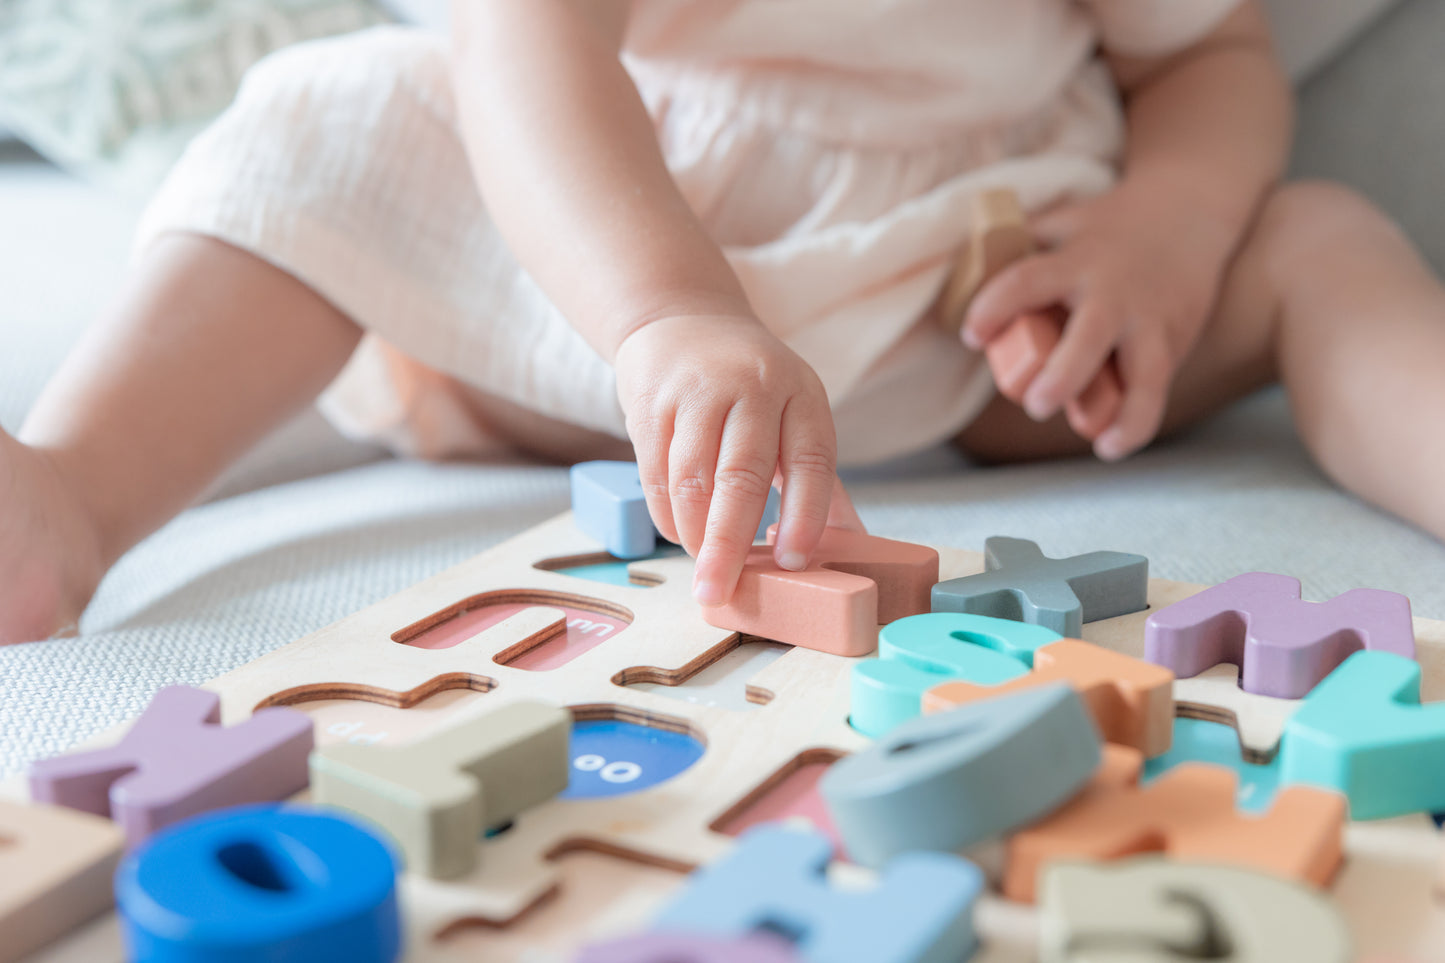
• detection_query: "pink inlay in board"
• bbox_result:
[400,598,631,671]
[713,751,848,858]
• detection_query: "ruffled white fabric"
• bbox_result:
[137,0,1241,465]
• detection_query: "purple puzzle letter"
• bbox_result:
[28,685,313,846]
[575,933,799,963]
[1143,572,1415,698]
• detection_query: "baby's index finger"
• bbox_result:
[690,418,781,607]
[771,398,837,575]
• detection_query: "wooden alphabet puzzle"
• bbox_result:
[3,507,1445,962]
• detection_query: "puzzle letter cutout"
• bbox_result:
[28,685,313,845]
[932,537,1148,638]
[1144,572,1415,699]
[1172,663,1301,762]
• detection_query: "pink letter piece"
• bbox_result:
[1143,572,1415,699]
[28,685,314,846]
[702,527,939,657]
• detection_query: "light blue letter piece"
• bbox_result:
[1278,650,1445,819]
[756,486,782,542]
[654,826,982,963]
[850,613,1060,737]
[824,684,1101,868]
[571,461,657,559]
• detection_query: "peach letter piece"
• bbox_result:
[923,639,1175,757]
[1003,747,1346,903]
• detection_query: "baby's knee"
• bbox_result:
[1253,181,1411,290]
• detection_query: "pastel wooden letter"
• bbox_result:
[1040,859,1351,963]
[1278,650,1445,819]
[1004,747,1346,903]
[823,684,1101,868]
[931,537,1148,638]
[0,799,124,963]
[703,527,940,657]
[27,685,314,845]
[654,825,982,963]
[1144,572,1415,699]
[310,700,570,878]
[850,612,1060,737]
[116,804,400,963]
[923,638,1175,757]
[571,461,658,559]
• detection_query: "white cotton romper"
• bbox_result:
[135,0,1242,465]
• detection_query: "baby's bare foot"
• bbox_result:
[0,430,104,644]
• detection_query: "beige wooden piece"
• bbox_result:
[1173,663,1302,762]
[0,799,124,963]
[1040,858,1351,962]
[939,188,1035,332]
[7,514,1445,962]
[311,700,571,879]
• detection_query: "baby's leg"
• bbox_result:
[1,234,360,643]
[960,181,1445,540]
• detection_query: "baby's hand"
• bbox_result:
[613,315,860,605]
[961,185,1232,461]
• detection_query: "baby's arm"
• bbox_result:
[450,1,851,604]
[964,1,1291,460]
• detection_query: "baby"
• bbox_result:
[4,0,1445,646]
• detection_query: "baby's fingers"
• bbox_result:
[1094,335,1172,462]
[1023,302,1119,421]
[691,405,780,606]
[667,406,727,558]
[631,408,680,546]
[772,394,839,572]
[962,252,1076,350]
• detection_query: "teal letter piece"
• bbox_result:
[824,684,1100,868]
[850,613,1059,737]
[1278,650,1445,819]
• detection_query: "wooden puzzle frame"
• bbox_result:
[6,511,1445,961]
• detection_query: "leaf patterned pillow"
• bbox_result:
[0,0,390,193]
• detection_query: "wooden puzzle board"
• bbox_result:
[7,512,1445,962]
